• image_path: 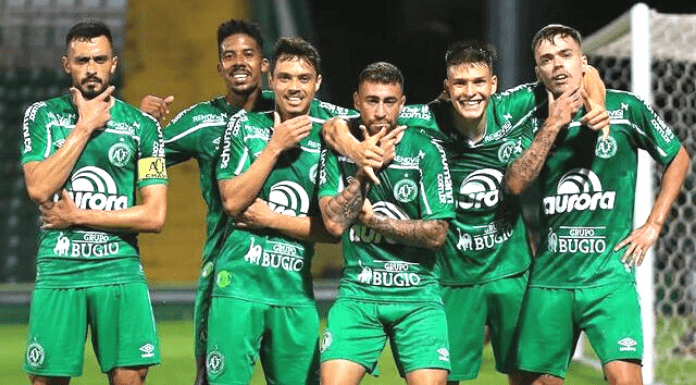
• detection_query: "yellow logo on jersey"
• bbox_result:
[138,157,167,180]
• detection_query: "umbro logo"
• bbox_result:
[139,343,155,358]
[437,347,450,362]
[618,338,637,352]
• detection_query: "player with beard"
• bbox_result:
[321,42,608,385]
[317,62,456,385]
[506,24,690,385]
[207,37,340,385]
[21,20,167,385]
[138,20,357,385]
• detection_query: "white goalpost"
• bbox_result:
[580,3,696,384]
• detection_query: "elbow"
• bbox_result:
[503,173,525,197]
[146,208,167,233]
[322,216,347,238]
[26,185,54,205]
[221,197,243,219]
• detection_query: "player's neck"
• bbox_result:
[225,88,262,112]
[452,108,486,144]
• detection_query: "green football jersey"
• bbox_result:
[318,122,456,302]
[163,91,356,277]
[213,107,346,307]
[20,94,167,288]
[395,84,546,285]
[421,99,534,285]
[163,92,274,276]
[530,90,682,288]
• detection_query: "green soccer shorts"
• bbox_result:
[441,271,528,380]
[320,298,451,377]
[23,283,160,377]
[515,282,643,379]
[206,296,320,385]
[193,260,215,358]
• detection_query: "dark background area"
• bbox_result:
[307,0,696,107]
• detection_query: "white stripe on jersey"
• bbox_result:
[164,122,221,144]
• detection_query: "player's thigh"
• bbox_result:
[486,271,528,374]
[441,284,486,381]
[88,283,160,373]
[193,259,216,358]
[577,282,643,366]
[320,299,387,375]
[388,301,451,377]
[261,305,321,385]
[206,296,265,385]
[515,287,578,379]
[24,287,88,377]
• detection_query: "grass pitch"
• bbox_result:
[3,320,604,384]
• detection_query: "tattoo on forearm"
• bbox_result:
[366,216,448,250]
[325,178,367,228]
[505,121,560,194]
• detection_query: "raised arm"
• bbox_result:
[40,184,167,233]
[616,146,690,265]
[504,86,583,196]
[219,113,311,218]
[23,87,114,204]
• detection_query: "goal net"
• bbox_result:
[582,4,696,384]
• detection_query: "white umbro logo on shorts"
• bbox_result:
[139,344,155,358]
[618,338,637,352]
[437,347,450,362]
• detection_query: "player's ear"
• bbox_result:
[491,74,498,94]
[62,55,70,75]
[315,74,322,92]
[535,66,541,82]
[110,55,118,75]
[353,91,359,111]
[261,58,270,73]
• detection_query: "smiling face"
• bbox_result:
[534,34,587,97]
[62,35,117,99]
[269,56,321,119]
[353,80,405,135]
[445,62,497,123]
[217,33,268,96]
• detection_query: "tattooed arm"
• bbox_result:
[358,199,449,250]
[319,169,372,237]
[504,86,583,196]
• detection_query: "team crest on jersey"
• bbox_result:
[69,166,128,211]
[26,341,45,368]
[595,136,617,159]
[543,168,616,215]
[320,330,333,353]
[216,270,231,288]
[498,139,522,163]
[458,168,503,210]
[394,179,418,203]
[268,181,310,216]
[108,141,132,167]
[206,347,225,375]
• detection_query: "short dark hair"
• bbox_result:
[445,41,497,72]
[358,62,404,89]
[217,19,264,58]
[532,24,583,53]
[271,38,321,75]
[65,20,113,50]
